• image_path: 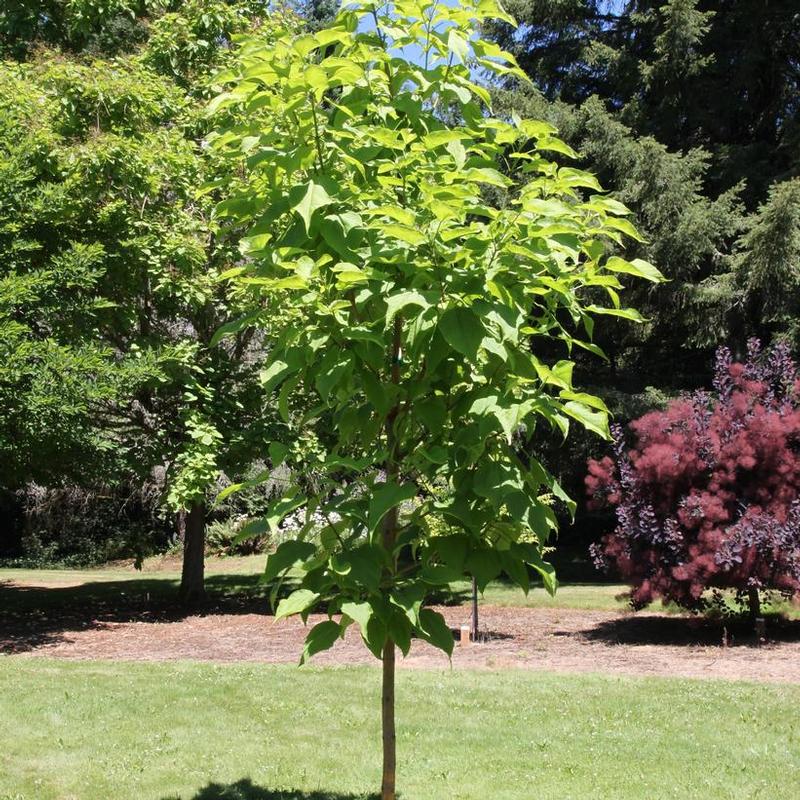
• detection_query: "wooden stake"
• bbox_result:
[755,617,766,647]
[470,575,479,642]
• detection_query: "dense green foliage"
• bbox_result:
[211,0,658,667]
[488,0,799,371]
[1,0,797,586]
[491,1,799,196]
[0,1,286,569]
[210,4,658,793]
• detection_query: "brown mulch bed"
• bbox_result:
[3,595,800,684]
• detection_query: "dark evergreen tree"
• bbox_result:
[493,1,800,197]
[487,0,800,557]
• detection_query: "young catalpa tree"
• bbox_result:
[209,1,661,797]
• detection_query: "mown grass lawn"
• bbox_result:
[449,579,631,611]
[1,658,798,800]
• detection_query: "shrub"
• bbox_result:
[587,340,800,615]
[7,481,172,568]
[205,517,267,557]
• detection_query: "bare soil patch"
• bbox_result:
[3,595,800,684]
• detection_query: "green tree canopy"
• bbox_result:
[491,0,800,198]
[0,1,294,591]
[209,1,661,796]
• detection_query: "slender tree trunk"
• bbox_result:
[748,586,767,643]
[380,315,402,800]
[470,575,479,642]
[381,501,398,800]
[179,500,206,606]
[381,637,396,800]
[176,508,187,544]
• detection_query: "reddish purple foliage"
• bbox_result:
[587,340,800,611]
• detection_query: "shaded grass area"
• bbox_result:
[0,559,272,655]
[0,558,631,615]
[2,559,797,630]
[458,580,800,619]
[0,658,798,800]
[453,579,631,612]
[0,553,266,587]
[0,558,267,616]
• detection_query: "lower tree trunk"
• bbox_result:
[470,575,479,642]
[176,508,187,544]
[380,314,401,800]
[381,638,396,800]
[380,499,399,800]
[747,586,761,622]
[179,500,206,606]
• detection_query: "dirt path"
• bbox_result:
[5,602,800,684]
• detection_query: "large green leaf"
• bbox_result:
[232,517,268,545]
[264,540,317,583]
[261,359,298,393]
[417,608,454,657]
[562,400,610,439]
[289,180,334,233]
[422,130,468,149]
[363,615,387,659]
[420,564,463,585]
[438,307,485,361]
[526,549,558,597]
[381,224,426,246]
[447,29,470,63]
[367,482,417,537]
[604,256,664,283]
[337,545,383,592]
[209,311,262,347]
[585,304,645,322]
[385,291,432,325]
[431,534,469,572]
[465,548,501,592]
[263,492,306,535]
[299,620,341,665]
[500,550,530,594]
[275,589,320,620]
[390,583,425,626]
[605,216,645,242]
[341,600,373,638]
[388,611,413,656]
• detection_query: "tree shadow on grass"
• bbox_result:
[162,778,379,800]
[576,611,800,647]
[0,573,278,654]
[0,571,476,654]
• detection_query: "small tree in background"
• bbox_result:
[588,340,800,619]
[734,178,800,348]
[211,1,661,797]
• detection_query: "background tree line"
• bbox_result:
[487,0,800,562]
[0,0,797,596]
